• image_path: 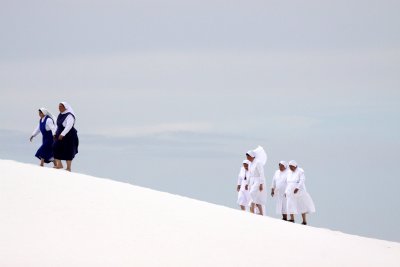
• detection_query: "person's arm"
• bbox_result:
[60,115,75,137]
[244,171,250,190]
[30,124,40,141]
[46,118,57,135]
[271,173,277,196]
[294,170,306,193]
[258,163,265,191]
[237,168,244,191]
[259,163,265,184]
[296,170,305,189]
[271,172,277,189]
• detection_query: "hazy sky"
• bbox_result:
[1,0,400,241]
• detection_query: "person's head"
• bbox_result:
[289,160,298,172]
[279,161,287,172]
[59,103,66,113]
[242,160,250,170]
[38,109,44,118]
[246,150,255,162]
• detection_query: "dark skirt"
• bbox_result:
[53,128,79,160]
[35,134,54,163]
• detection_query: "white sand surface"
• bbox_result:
[0,160,399,267]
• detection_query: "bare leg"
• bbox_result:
[240,205,246,211]
[250,203,255,213]
[288,214,295,222]
[301,213,307,225]
[40,159,44,167]
[66,160,72,172]
[282,214,287,221]
[256,204,263,216]
[54,159,63,169]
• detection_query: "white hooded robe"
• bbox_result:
[237,167,250,207]
[249,161,267,206]
[271,169,288,214]
[285,167,316,214]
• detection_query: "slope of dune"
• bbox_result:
[0,160,399,267]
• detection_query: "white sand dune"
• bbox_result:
[0,159,399,267]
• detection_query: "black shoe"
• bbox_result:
[301,222,307,225]
[282,218,287,221]
[287,219,295,223]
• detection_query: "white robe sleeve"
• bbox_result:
[237,167,245,185]
[31,124,40,137]
[257,162,265,185]
[296,170,306,190]
[271,171,277,189]
[61,115,75,136]
[46,118,57,135]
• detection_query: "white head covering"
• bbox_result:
[242,160,251,165]
[39,107,56,123]
[246,146,267,166]
[279,160,288,169]
[289,160,298,167]
[246,150,255,158]
[252,146,267,165]
[60,102,76,116]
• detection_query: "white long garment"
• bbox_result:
[285,168,315,214]
[237,167,250,207]
[271,169,288,214]
[32,117,57,137]
[248,161,267,205]
[60,113,75,136]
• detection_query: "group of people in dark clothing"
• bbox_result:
[30,102,79,172]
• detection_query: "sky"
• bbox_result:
[1,0,400,241]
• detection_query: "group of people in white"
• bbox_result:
[236,146,315,225]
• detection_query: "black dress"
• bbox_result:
[53,112,79,160]
[35,116,54,163]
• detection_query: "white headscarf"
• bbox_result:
[242,160,251,165]
[279,160,288,169]
[246,146,267,166]
[252,146,267,165]
[39,107,56,123]
[60,102,76,116]
[289,160,298,167]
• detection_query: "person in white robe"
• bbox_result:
[236,160,251,211]
[271,161,289,220]
[285,160,316,225]
[246,146,268,216]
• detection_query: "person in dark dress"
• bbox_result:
[53,102,79,172]
[30,108,56,166]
